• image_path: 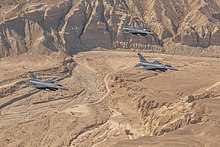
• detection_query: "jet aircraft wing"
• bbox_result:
[142,66,167,72]
[33,84,58,91]
[33,84,47,89]
[142,66,158,70]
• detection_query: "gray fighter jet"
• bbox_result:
[135,53,177,72]
[123,26,155,36]
[27,73,67,91]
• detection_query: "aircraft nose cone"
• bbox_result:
[171,67,178,70]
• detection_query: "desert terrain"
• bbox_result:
[0,50,220,146]
[0,0,220,146]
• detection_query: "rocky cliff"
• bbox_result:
[0,0,220,58]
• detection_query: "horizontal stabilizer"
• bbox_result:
[135,63,142,67]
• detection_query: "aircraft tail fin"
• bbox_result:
[29,72,38,80]
[137,53,148,63]
[124,19,130,28]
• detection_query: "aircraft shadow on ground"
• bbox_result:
[0,90,40,109]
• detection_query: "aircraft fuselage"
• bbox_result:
[29,80,64,91]
[140,62,177,71]
[123,27,155,36]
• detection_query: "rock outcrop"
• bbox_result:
[138,98,205,136]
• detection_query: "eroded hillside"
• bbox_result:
[0,0,220,58]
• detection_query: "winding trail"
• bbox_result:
[68,61,133,146]
[39,112,58,146]
[89,65,128,105]
[89,72,111,105]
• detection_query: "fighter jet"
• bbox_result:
[27,73,67,91]
[135,53,177,72]
[123,25,155,36]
